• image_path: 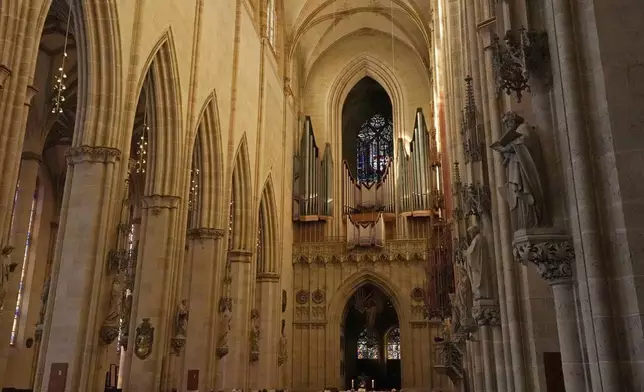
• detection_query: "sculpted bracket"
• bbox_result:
[513,228,574,284]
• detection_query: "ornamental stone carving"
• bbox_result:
[249,309,260,362]
[278,319,288,366]
[0,246,18,311]
[411,287,425,302]
[65,145,121,165]
[464,225,494,300]
[472,299,500,326]
[312,289,325,304]
[296,290,309,304]
[216,296,232,358]
[134,318,155,360]
[513,228,574,284]
[187,227,225,240]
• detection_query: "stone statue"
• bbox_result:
[454,263,473,328]
[0,247,18,311]
[217,306,232,355]
[492,112,546,230]
[448,293,462,332]
[176,299,189,337]
[105,277,122,324]
[38,277,51,325]
[464,225,494,300]
[249,309,260,361]
[278,319,288,365]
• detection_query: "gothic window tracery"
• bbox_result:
[356,327,379,359]
[357,114,393,183]
[386,326,401,359]
[266,0,276,47]
[10,189,38,345]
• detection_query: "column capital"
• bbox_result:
[141,194,181,214]
[513,228,575,284]
[228,249,253,263]
[256,272,280,283]
[472,299,501,326]
[65,145,122,165]
[0,64,11,90]
[21,151,42,163]
[187,227,225,240]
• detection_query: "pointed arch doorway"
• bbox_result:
[342,283,401,390]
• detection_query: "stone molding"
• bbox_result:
[141,194,181,214]
[25,85,38,106]
[513,228,574,284]
[65,145,122,166]
[187,227,225,240]
[21,151,42,163]
[228,249,253,263]
[256,272,280,282]
[0,64,11,89]
[472,299,501,326]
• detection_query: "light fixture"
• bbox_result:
[51,9,71,114]
[188,165,199,211]
[134,111,149,174]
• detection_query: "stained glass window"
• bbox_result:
[386,327,401,359]
[357,114,393,183]
[266,0,276,47]
[357,328,379,359]
[10,190,37,345]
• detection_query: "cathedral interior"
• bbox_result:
[0,0,642,391]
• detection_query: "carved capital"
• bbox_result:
[24,85,38,106]
[256,272,280,283]
[21,151,42,163]
[65,145,122,166]
[513,228,574,284]
[228,249,253,263]
[141,194,180,215]
[187,227,225,240]
[0,64,11,89]
[472,299,500,326]
[171,336,186,356]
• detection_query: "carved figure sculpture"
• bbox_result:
[38,277,51,325]
[176,299,189,337]
[454,263,473,328]
[105,277,122,324]
[491,112,546,230]
[464,225,494,300]
[250,309,260,361]
[448,293,462,332]
[217,306,232,357]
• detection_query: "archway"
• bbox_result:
[342,283,401,390]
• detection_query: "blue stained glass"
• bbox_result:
[356,114,393,183]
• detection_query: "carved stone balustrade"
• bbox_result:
[433,340,464,383]
[292,238,428,265]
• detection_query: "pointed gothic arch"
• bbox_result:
[131,30,183,196]
[257,175,279,274]
[230,135,253,251]
[190,91,224,229]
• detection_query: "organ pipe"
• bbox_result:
[293,117,333,220]
[342,160,394,214]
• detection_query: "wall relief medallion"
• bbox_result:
[411,287,425,302]
[295,290,309,304]
[134,318,154,360]
[312,289,325,304]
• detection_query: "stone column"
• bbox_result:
[473,299,500,392]
[254,272,280,389]
[122,194,181,392]
[182,227,224,392]
[513,229,586,392]
[216,249,253,390]
[37,145,122,392]
[0,152,41,382]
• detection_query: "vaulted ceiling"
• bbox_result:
[284,0,434,76]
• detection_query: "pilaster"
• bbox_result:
[122,194,181,392]
[253,272,280,389]
[182,227,225,391]
[38,145,122,392]
[513,228,586,392]
[473,299,500,392]
[217,249,253,390]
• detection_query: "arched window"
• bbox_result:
[385,326,401,359]
[356,114,393,183]
[356,328,379,359]
[266,0,276,47]
[10,189,38,345]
